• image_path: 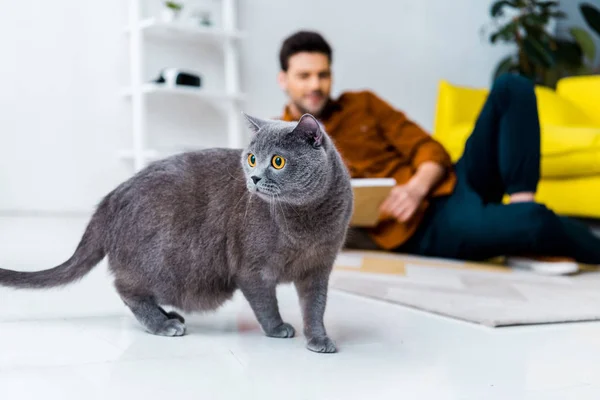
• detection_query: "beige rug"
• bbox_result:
[330,251,600,327]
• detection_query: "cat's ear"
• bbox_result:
[293,114,323,148]
[242,112,268,134]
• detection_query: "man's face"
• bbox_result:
[278,52,332,117]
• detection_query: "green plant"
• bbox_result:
[486,0,584,88]
[165,1,183,11]
[569,2,600,74]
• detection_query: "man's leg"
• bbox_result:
[445,201,600,265]
[398,73,600,267]
[406,188,600,267]
[417,73,600,267]
[457,73,541,203]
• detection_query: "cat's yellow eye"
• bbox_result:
[271,155,286,170]
[248,154,256,167]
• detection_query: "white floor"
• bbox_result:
[2,215,600,399]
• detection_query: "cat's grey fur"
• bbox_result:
[0,113,353,353]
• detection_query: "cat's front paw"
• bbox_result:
[265,322,296,338]
[307,336,337,353]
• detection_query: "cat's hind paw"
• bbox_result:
[307,337,337,353]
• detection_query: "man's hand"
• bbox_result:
[379,161,446,223]
[379,184,427,223]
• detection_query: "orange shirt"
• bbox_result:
[280,90,457,250]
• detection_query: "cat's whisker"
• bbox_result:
[281,200,301,219]
[281,200,310,234]
[233,190,249,213]
[225,166,245,182]
[271,195,275,216]
[243,192,252,224]
[276,194,290,236]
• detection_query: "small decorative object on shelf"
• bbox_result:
[190,10,213,27]
[162,1,184,23]
[152,68,202,88]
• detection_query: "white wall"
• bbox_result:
[0,0,509,215]
[0,0,131,214]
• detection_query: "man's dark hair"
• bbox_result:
[279,31,332,71]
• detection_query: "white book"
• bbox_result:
[351,178,396,188]
[350,178,397,227]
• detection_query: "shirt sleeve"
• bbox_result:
[365,91,453,170]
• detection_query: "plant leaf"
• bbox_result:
[166,1,183,10]
[523,35,555,68]
[570,27,596,61]
[554,39,584,68]
[581,3,600,37]
[493,56,517,80]
[542,67,560,89]
[574,65,594,75]
[549,11,567,19]
[490,21,518,43]
[523,13,550,26]
[537,1,560,9]
[491,1,519,17]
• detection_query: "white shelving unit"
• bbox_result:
[123,0,245,172]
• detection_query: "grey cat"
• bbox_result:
[0,113,353,353]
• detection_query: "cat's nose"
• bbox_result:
[251,176,262,184]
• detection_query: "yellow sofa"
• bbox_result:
[433,75,600,219]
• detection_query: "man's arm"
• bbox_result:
[380,161,446,223]
[364,91,452,222]
[406,161,446,199]
[364,90,453,176]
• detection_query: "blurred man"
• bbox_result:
[275,30,600,275]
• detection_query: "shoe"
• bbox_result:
[506,256,579,276]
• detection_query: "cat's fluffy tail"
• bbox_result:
[0,197,110,289]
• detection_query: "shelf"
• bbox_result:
[123,0,244,172]
[121,84,245,102]
[125,18,244,42]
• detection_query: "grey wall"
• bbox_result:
[558,0,600,67]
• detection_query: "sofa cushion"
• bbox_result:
[442,124,600,179]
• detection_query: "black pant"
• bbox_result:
[397,74,600,264]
